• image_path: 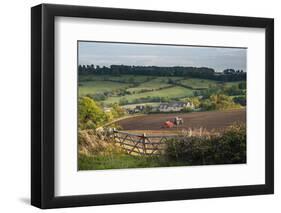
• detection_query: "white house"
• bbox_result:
[158,101,193,112]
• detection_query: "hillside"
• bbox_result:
[78,74,245,107]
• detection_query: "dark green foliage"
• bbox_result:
[223,85,245,96]
[233,95,246,106]
[195,83,245,99]
[165,123,246,165]
[78,64,246,82]
[238,81,246,90]
[194,84,223,98]
[92,93,106,101]
[215,123,246,164]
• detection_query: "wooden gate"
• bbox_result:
[113,130,178,156]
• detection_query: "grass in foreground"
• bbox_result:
[78,153,188,170]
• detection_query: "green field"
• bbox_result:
[223,81,245,87]
[79,80,131,96]
[103,86,195,105]
[179,78,218,89]
[78,74,246,106]
[127,77,173,93]
[79,74,153,83]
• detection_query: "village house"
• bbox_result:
[103,107,111,113]
[133,105,145,113]
[158,101,193,112]
[126,101,194,114]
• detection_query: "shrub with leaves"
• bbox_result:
[201,94,241,111]
[78,97,107,129]
[165,123,246,165]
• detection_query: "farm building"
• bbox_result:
[133,105,145,113]
[159,101,193,112]
[103,107,111,113]
[124,101,193,114]
[124,104,146,114]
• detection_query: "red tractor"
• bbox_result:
[163,117,184,128]
[164,120,175,128]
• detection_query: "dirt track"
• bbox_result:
[115,109,246,132]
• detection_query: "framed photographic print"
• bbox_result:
[31,4,274,209]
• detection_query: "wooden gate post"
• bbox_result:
[142,133,146,155]
[113,128,117,140]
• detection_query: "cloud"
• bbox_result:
[78,41,247,72]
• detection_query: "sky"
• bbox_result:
[78,41,247,72]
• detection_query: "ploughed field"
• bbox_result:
[115,109,246,133]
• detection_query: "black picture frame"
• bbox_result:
[31,3,274,209]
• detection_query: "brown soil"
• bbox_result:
[115,109,246,133]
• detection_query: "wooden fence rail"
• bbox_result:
[113,130,178,156]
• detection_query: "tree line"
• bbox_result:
[78,65,246,82]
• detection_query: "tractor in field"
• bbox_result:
[163,116,184,128]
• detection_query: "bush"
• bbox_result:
[165,123,246,165]
[233,95,246,106]
[92,93,107,101]
[182,106,193,113]
[223,85,245,96]
[78,97,107,129]
[182,97,200,108]
[79,96,127,130]
[201,94,240,111]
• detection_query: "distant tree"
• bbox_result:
[78,65,246,82]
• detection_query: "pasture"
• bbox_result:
[179,78,218,89]
[78,74,245,106]
[126,77,172,93]
[79,80,131,96]
[103,86,195,105]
